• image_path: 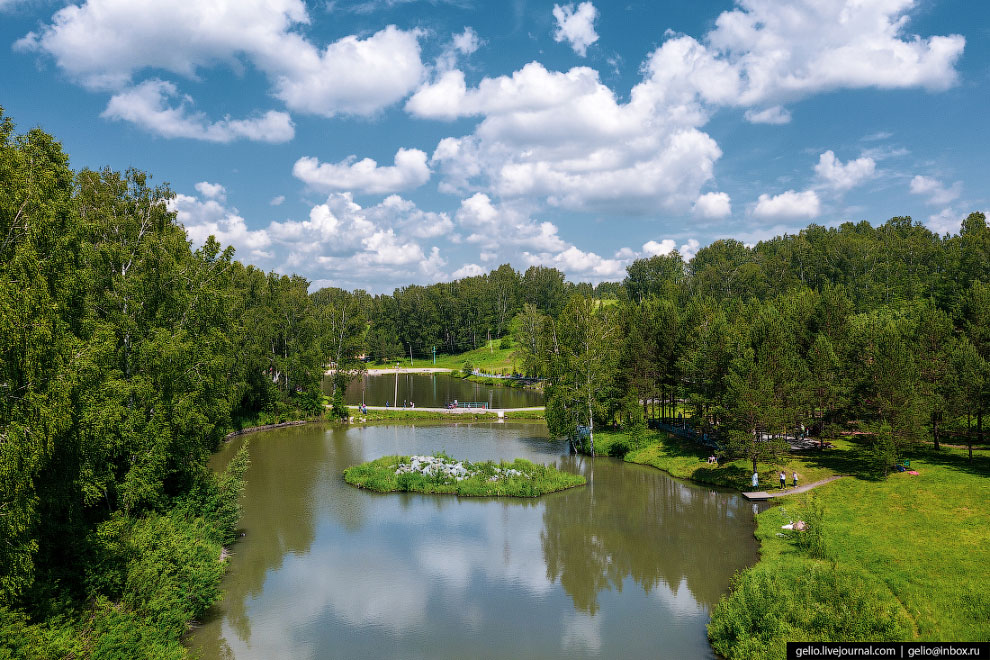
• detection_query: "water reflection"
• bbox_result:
[330,373,545,409]
[542,456,759,615]
[191,423,758,660]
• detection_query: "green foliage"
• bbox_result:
[330,384,348,420]
[120,512,224,638]
[795,493,832,561]
[708,560,912,660]
[0,109,322,655]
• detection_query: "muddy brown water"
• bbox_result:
[188,422,760,659]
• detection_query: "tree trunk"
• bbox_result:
[587,398,595,457]
[932,412,940,451]
[976,409,983,462]
[967,412,972,462]
[751,430,758,474]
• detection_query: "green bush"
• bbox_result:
[121,512,224,638]
[708,560,912,660]
[796,493,832,561]
[89,598,185,660]
[0,606,82,660]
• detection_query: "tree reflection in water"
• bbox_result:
[542,454,758,615]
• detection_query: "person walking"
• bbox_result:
[793,471,798,488]
[779,470,786,490]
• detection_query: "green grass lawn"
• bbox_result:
[594,429,853,491]
[373,339,523,374]
[708,447,990,657]
[343,454,585,497]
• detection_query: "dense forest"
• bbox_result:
[0,111,333,655]
[531,214,990,471]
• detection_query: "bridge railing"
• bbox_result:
[456,401,489,409]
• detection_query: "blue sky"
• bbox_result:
[2,0,987,292]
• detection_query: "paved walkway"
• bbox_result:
[328,367,454,375]
[347,405,544,415]
[742,475,845,500]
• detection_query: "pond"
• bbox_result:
[329,372,545,409]
[188,423,760,660]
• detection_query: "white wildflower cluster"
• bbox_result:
[394,455,525,482]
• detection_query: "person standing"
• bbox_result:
[793,471,798,488]
[752,471,759,488]
[779,471,786,490]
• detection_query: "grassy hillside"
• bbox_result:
[374,339,522,374]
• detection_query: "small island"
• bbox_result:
[344,453,585,497]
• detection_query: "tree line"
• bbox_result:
[0,111,333,655]
[316,263,616,365]
[517,214,990,471]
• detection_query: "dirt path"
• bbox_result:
[742,475,846,500]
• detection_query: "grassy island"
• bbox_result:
[343,453,585,497]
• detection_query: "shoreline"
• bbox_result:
[326,367,454,376]
[224,419,311,439]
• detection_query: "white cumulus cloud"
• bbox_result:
[102,79,294,143]
[814,150,876,192]
[552,2,599,57]
[270,25,425,118]
[292,148,431,194]
[693,192,732,218]
[753,190,821,219]
[909,175,962,206]
[743,106,791,125]
[451,263,485,279]
[170,192,273,260]
[406,0,961,215]
[925,207,964,235]
[642,239,676,257]
[194,181,226,200]
[17,2,425,131]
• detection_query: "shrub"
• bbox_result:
[796,493,832,561]
[708,560,912,660]
[121,512,224,638]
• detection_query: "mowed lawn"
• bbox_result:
[374,341,521,374]
[600,429,857,491]
[811,449,990,640]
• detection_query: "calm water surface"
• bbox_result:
[330,373,545,408]
[188,423,759,659]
